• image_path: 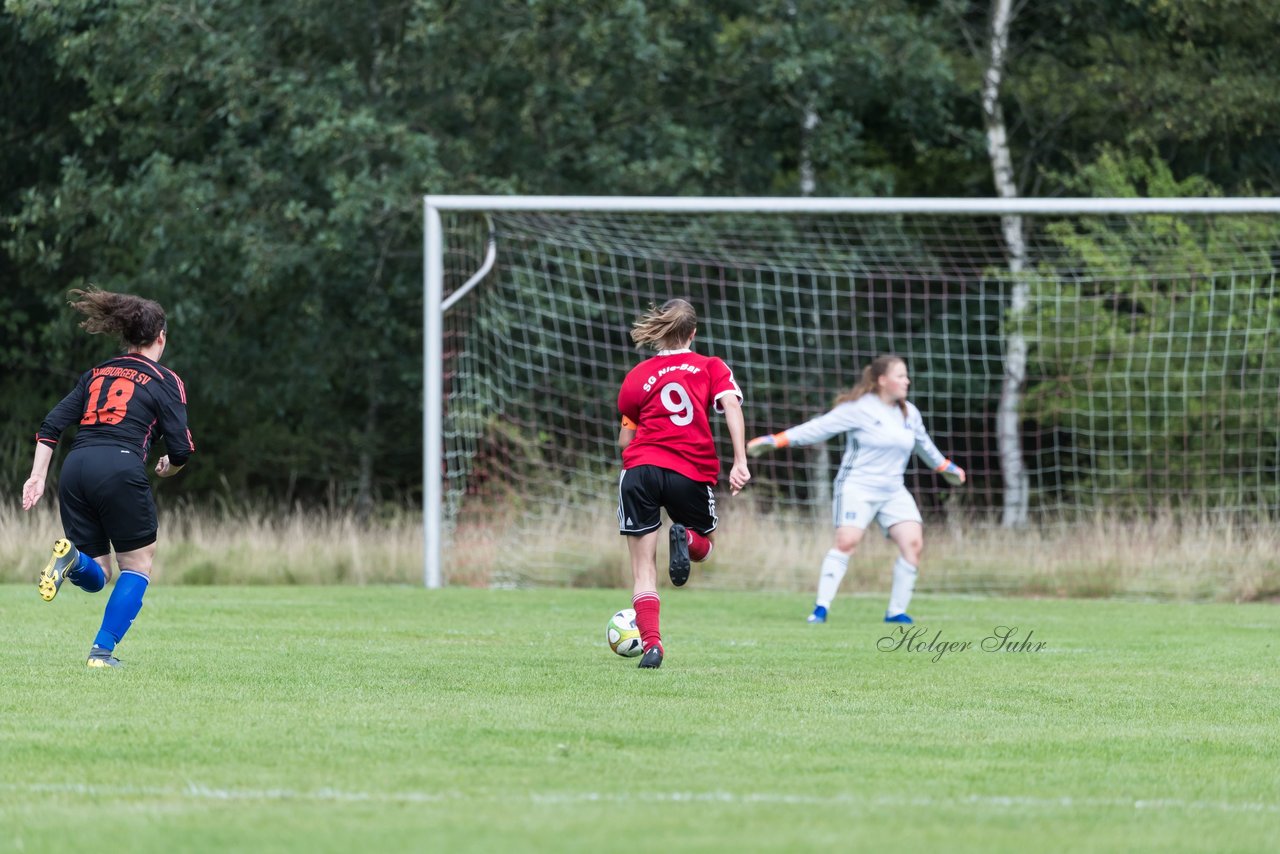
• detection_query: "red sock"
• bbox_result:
[687,529,711,562]
[632,591,662,653]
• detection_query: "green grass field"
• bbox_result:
[3,585,1278,852]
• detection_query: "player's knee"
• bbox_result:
[902,539,924,564]
[833,533,861,554]
[117,562,153,578]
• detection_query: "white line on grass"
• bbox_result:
[2,783,1276,815]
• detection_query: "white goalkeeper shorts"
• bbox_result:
[832,484,922,537]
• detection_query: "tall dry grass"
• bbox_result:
[3,500,1278,601]
[446,501,1280,601]
[1,502,423,587]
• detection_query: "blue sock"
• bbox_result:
[69,551,105,593]
[93,570,149,652]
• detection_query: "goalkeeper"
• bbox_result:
[747,355,964,625]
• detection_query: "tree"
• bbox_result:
[4,1,448,509]
[3,0,972,507]
[1021,149,1280,511]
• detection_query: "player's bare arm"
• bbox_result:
[719,394,750,495]
[22,442,54,510]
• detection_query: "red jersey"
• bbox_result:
[617,349,742,484]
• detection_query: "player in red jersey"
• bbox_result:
[616,299,750,669]
[22,287,194,668]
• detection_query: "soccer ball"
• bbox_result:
[606,608,642,657]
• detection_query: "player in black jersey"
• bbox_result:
[21,287,195,668]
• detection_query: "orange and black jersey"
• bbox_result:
[37,354,194,466]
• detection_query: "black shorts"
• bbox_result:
[58,447,158,557]
[618,465,718,537]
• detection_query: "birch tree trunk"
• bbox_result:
[983,0,1030,527]
[799,99,832,510]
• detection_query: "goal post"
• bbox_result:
[423,196,1280,590]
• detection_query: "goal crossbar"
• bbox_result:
[426,196,1280,214]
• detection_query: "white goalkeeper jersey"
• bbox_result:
[782,395,948,500]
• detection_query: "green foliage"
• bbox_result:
[3,0,443,502]
[1022,149,1280,509]
[3,0,1279,509]
[989,0,1280,195]
[1,0,974,506]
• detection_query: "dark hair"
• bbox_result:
[68,286,166,348]
[833,354,908,416]
[630,298,698,350]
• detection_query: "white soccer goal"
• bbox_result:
[424,197,1280,590]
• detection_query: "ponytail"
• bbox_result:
[68,286,166,348]
[630,298,697,351]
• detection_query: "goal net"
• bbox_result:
[428,199,1280,595]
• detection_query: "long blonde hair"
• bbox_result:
[833,354,907,416]
[630,298,697,350]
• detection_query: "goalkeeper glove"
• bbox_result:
[747,433,789,458]
[935,460,966,486]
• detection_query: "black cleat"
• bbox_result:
[638,646,664,669]
[668,524,691,587]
